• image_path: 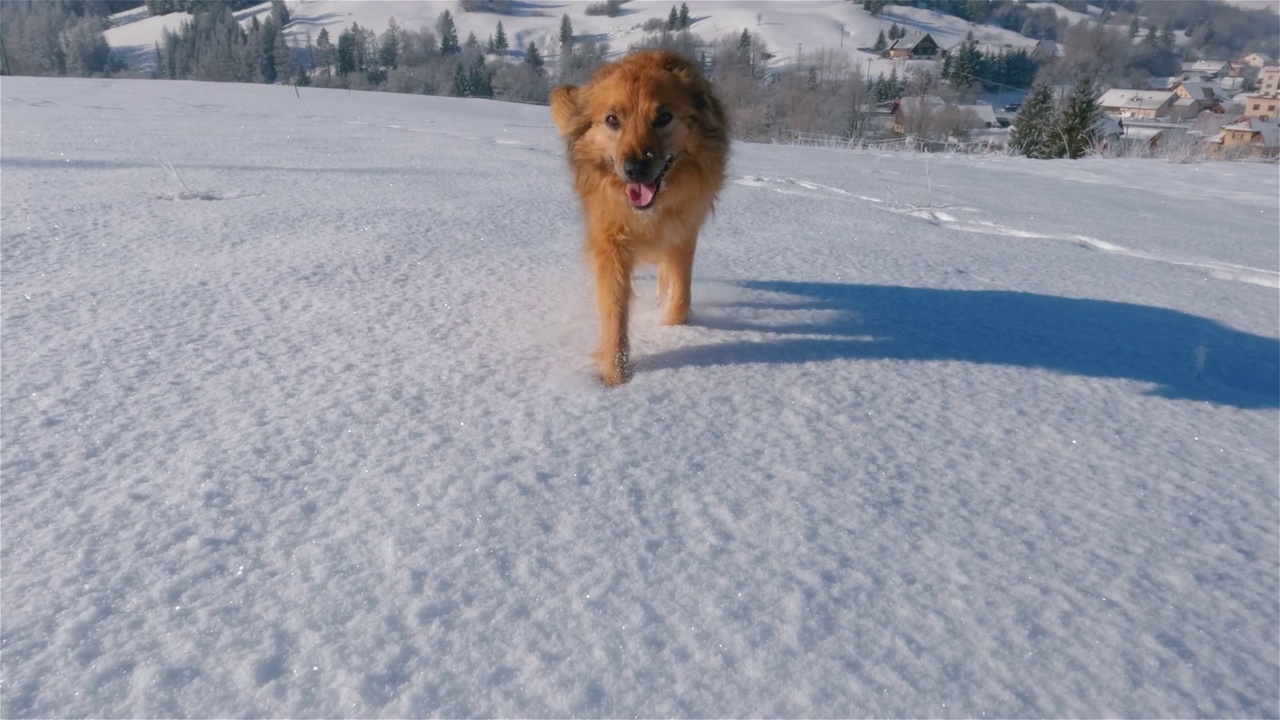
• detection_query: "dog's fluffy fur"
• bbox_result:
[550,50,729,386]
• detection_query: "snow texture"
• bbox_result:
[2,77,1278,718]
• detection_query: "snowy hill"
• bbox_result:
[106,0,1044,75]
[1,76,1277,717]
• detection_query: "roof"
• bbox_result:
[1176,82,1227,103]
[888,32,938,53]
[895,95,946,112]
[893,98,997,126]
[1034,40,1064,57]
[1122,123,1188,142]
[1184,60,1230,74]
[1093,115,1123,137]
[1096,89,1175,110]
[1221,117,1280,146]
[958,103,997,125]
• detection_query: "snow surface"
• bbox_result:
[2,76,1278,718]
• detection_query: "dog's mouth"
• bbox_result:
[625,155,674,210]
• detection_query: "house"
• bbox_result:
[1213,117,1280,157]
[887,32,942,60]
[1242,93,1280,120]
[891,96,996,136]
[891,95,946,132]
[1239,52,1273,69]
[961,103,998,128]
[1093,115,1123,145]
[1174,81,1228,104]
[1258,67,1280,96]
[1096,89,1176,119]
[1119,119,1188,150]
[1032,40,1064,61]
[1217,76,1246,93]
[1169,82,1226,119]
[1181,60,1233,79]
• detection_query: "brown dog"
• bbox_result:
[550,51,729,386]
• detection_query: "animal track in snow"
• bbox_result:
[732,175,1279,289]
[947,220,1280,289]
[733,175,852,199]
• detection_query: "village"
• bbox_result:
[877,30,1279,158]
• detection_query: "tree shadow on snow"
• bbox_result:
[646,281,1280,409]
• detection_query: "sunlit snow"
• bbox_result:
[2,76,1277,717]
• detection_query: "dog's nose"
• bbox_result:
[623,153,654,182]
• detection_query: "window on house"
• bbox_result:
[1253,104,1261,110]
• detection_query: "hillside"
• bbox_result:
[106,0,1044,76]
[2,75,1277,717]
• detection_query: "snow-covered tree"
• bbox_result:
[1055,75,1100,159]
[1010,81,1058,159]
[491,22,508,55]
[872,29,887,53]
[438,10,459,55]
[524,41,543,69]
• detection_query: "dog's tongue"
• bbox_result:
[626,181,657,208]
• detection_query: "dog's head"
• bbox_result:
[550,51,727,212]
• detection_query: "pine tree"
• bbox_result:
[524,41,543,69]
[259,17,280,82]
[451,62,471,95]
[888,22,901,41]
[464,31,479,52]
[668,5,678,31]
[872,29,887,53]
[678,3,690,29]
[438,10,459,55]
[559,13,573,49]
[468,54,491,96]
[272,26,294,83]
[1010,81,1058,159]
[313,27,332,76]
[963,0,989,24]
[1055,75,1099,159]
[949,31,980,87]
[336,25,356,74]
[493,21,508,55]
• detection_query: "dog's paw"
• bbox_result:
[661,307,689,326]
[597,347,633,387]
[600,369,631,387]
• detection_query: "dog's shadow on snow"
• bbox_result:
[645,280,1280,409]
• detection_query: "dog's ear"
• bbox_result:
[659,53,729,139]
[550,85,588,140]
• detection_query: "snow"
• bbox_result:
[2,76,1278,718]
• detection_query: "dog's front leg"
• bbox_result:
[660,236,697,326]
[591,243,634,386]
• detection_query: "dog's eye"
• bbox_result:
[604,114,620,129]
[654,111,674,128]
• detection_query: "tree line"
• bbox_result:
[0,0,136,77]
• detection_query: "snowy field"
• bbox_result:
[2,76,1278,718]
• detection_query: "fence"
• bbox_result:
[782,130,1006,154]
